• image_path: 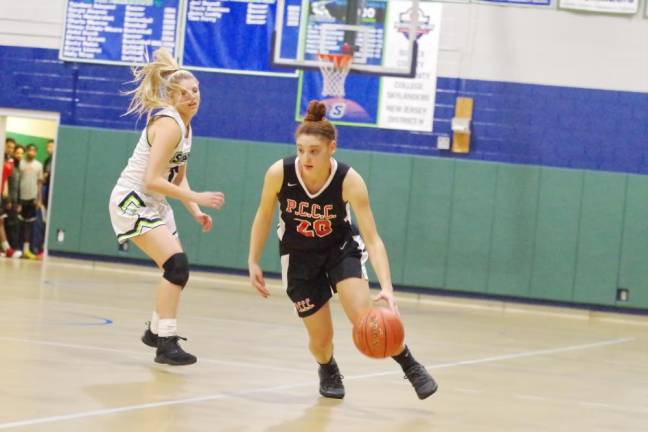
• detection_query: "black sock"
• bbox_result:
[318,356,338,372]
[392,345,418,371]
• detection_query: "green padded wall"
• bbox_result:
[572,172,625,305]
[48,126,648,310]
[445,162,497,293]
[48,126,91,253]
[193,138,248,269]
[529,168,584,302]
[366,152,412,284]
[402,157,454,289]
[78,129,138,257]
[236,142,292,274]
[487,165,540,297]
[618,175,648,309]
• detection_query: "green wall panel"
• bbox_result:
[402,157,454,289]
[530,169,584,301]
[48,126,91,253]
[618,175,648,309]
[445,162,497,293]
[573,172,625,306]
[336,149,371,179]
[78,129,137,257]
[487,165,540,297]
[46,125,648,311]
[237,142,293,274]
[366,153,413,284]
[194,139,249,269]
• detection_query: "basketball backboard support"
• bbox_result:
[272,0,421,77]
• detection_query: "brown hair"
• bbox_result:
[123,48,197,119]
[295,100,336,142]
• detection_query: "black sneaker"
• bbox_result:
[318,360,345,399]
[404,364,438,400]
[141,321,158,348]
[155,336,197,366]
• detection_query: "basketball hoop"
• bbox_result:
[317,53,353,98]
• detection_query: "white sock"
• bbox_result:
[23,242,30,253]
[1,241,9,251]
[158,319,177,337]
[151,311,160,334]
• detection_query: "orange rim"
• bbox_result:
[317,53,353,68]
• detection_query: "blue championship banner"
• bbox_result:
[60,0,180,65]
[182,0,295,76]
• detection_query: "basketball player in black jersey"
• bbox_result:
[248,100,438,400]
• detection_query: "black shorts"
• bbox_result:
[281,236,368,318]
[19,199,37,222]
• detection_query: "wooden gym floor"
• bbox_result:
[0,256,646,431]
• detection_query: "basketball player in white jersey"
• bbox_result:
[248,100,437,399]
[109,48,224,365]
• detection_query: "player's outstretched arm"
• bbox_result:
[248,160,283,298]
[344,168,399,314]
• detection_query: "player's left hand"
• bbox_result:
[373,289,399,316]
[194,212,213,232]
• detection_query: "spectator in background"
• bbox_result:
[32,139,55,259]
[6,144,24,256]
[17,144,43,260]
[4,138,15,159]
[0,138,17,257]
[42,139,54,209]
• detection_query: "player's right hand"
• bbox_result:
[248,262,270,298]
[194,191,225,209]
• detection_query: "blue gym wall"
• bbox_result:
[2,45,647,174]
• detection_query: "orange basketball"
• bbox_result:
[352,308,405,359]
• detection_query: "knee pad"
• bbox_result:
[162,253,189,288]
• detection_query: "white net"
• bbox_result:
[318,54,353,98]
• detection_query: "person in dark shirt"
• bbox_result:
[42,139,54,209]
[5,144,24,255]
[248,100,438,400]
[0,138,17,256]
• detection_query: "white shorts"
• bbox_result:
[108,185,177,244]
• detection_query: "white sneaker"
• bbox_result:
[12,250,23,259]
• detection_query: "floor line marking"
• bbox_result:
[0,336,313,375]
[0,336,634,429]
[44,260,648,325]
[10,297,303,330]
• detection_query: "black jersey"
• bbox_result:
[277,156,354,254]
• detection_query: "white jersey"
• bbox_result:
[116,107,192,201]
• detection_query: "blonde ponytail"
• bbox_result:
[123,48,197,119]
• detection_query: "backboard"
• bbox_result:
[272,0,421,77]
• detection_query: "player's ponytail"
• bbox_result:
[295,100,337,141]
[124,48,197,119]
